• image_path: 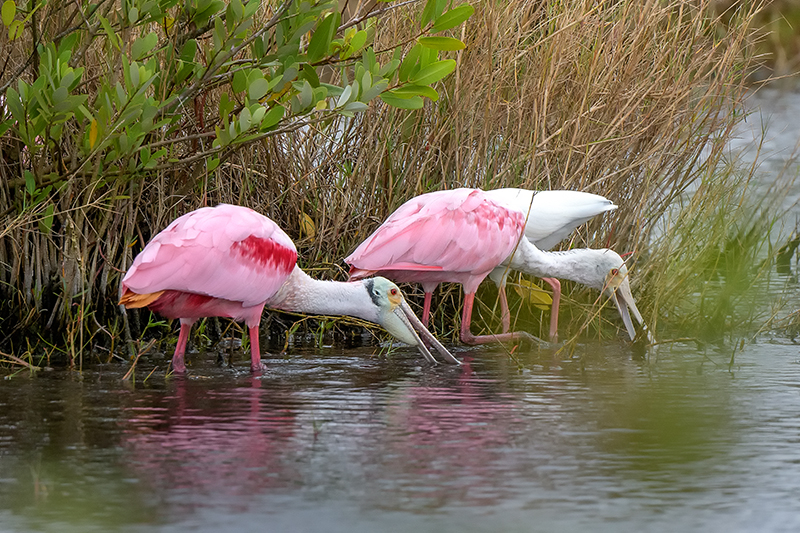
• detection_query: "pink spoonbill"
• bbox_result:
[346,188,650,345]
[120,204,459,373]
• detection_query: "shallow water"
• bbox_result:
[2,341,800,533]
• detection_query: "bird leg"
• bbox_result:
[460,293,548,346]
[248,325,265,373]
[542,277,561,342]
[421,291,433,327]
[171,321,193,373]
[499,281,559,343]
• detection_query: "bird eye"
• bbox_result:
[390,288,398,296]
[611,268,619,276]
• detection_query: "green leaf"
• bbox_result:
[417,36,466,51]
[51,85,68,105]
[260,105,285,130]
[343,101,368,113]
[409,59,456,85]
[129,62,140,87]
[39,204,55,235]
[152,149,167,167]
[248,77,270,100]
[232,70,248,93]
[420,46,437,69]
[238,107,251,132]
[344,30,368,59]
[307,11,340,63]
[132,32,157,61]
[8,18,22,39]
[212,15,225,50]
[5,87,24,123]
[420,0,436,28]
[299,80,313,109]
[432,4,475,32]
[175,62,194,84]
[115,82,127,105]
[228,0,244,24]
[360,79,388,103]
[336,84,353,108]
[77,104,93,122]
[378,59,401,78]
[380,92,424,110]
[24,170,35,195]
[313,86,328,106]
[98,15,121,50]
[207,157,220,172]
[219,93,235,123]
[180,39,197,62]
[398,44,422,83]
[2,1,16,27]
[362,47,377,74]
[391,84,438,101]
[361,70,372,92]
[251,105,266,125]
[301,63,320,87]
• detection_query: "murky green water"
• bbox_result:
[2,341,800,533]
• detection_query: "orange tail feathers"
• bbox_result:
[119,289,164,308]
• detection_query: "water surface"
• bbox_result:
[2,341,800,533]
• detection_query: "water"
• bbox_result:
[2,341,800,533]
[731,86,800,222]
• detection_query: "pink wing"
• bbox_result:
[346,189,524,291]
[121,205,298,306]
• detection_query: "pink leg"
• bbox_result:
[171,322,192,373]
[460,292,547,346]
[249,325,264,374]
[542,277,561,342]
[421,292,433,327]
[459,293,477,343]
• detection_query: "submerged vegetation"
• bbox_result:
[0,0,794,368]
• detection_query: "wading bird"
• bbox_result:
[346,188,650,345]
[120,204,459,373]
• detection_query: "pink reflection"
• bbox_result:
[120,377,298,506]
[382,358,527,505]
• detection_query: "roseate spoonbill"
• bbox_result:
[119,204,459,373]
[484,188,618,340]
[346,188,650,345]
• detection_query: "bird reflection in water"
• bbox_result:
[121,376,299,511]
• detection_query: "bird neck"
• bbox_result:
[269,266,380,323]
[505,239,609,290]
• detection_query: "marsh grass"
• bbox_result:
[0,0,790,365]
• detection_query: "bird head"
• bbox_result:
[600,257,653,343]
[367,277,460,365]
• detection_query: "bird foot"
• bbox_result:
[461,330,551,347]
[250,361,268,374]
